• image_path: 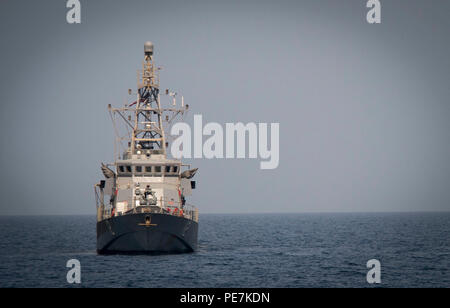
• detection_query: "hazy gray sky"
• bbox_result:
[1,0,449,214]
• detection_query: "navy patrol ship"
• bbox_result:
[94,42,199,254]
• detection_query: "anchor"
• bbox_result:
[139,216,157,227]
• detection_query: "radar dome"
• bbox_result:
[144,41,154,56]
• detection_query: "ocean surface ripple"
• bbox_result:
[0,213,448,288]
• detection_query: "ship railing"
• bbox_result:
[162,202,198,223]
[103,198,198,222]
[94,183,109,222]
[159,199,198,222]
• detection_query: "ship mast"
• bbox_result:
[108,42,189,161]
[131,41,166,156]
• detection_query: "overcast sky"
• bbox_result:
[1,0,450,215]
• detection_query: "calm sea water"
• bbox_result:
[0,213,449,288]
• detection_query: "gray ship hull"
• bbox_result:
[97,213,198,254]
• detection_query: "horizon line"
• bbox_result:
[1,210,449,217]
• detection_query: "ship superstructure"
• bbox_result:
[94,42,199,254]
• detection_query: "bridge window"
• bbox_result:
[155,166,162,173]
[135,166,142,173]
[126,166,132,173]
[164,165,179,177]
[145,166,152,173]
[118,165,124,173]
